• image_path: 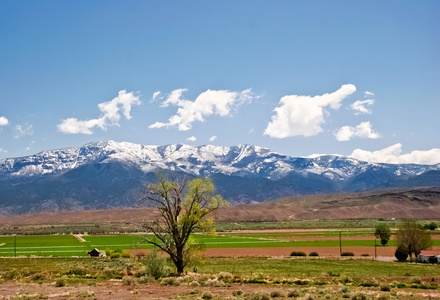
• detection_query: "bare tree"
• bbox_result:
[396,219,432,260]
[140,174,228,274]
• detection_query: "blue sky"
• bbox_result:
[0,1,439,164]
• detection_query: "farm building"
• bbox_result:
[87,248,106,257]
[418,251,440,263]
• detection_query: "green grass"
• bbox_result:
[0,231,438,257]
[198,257,440,278]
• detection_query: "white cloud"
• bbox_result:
[335,121,380,141]
[149,88,255,131]
[14,123,33,139]
[350,143,440,165]
[209,136,217,142]
[186,136,197,142]
[0,116,8,126]
[0,148,7,154]
[58,90,141,134]
[364,91,375,97]
[151,91,162,102]
[351,99,375,115]
[264,84,356,138]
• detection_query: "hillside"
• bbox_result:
[1,188,439,226]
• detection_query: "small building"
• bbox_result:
[87,248,105,257]
[418,251,440,263]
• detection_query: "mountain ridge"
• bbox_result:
[0,140,439,214]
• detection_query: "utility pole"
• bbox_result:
[374,238,377,260]
[14,235,16,257]
[339,231,342,256]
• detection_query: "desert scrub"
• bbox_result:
[309,252,319,257]
[411,276,422,284]
[380,284,391,291]
[122,276,136,285]
[351,293,367,300]
[201,292,213,299]
[143,250,168,279]
[341,252,354,256]
[270,290,284,298]
[55,279,66,287]
[218,271,233,282]
[287,290,301,298]
[232,290,243,296]
[160,277,181,286]
[244,292,270,300]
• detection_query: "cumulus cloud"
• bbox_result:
[364,91,375,97]
[58,90,141,134]
[0,148,7,154]
[149,88,255,131]
[350,144,440,165]
[186,136,197,142]
[335,121,380,141]
[0,116,8,126]
[351,99,375,115]
[209,136,217,142]
[264,84,356,138]
[14,123,33,139]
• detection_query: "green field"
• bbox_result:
[1,230,439,257]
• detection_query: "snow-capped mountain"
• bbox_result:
[0,141,439,214]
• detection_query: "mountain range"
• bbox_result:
[0,140,439,214]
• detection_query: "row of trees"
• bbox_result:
[375,220,433,261]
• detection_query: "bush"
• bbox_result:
[232,290,243,296]
[55,279,65,287]
[309,251,319,257]
[380,284,391,291]
[143,250,168,279]
[352,293,367,300]
[218,272,233,281]
[342,293,351,298]
[244,292,270,300]
[360,254,369,257]
[270,291,284,298]
[110,253,121,259]
[202,292,213,299]
[287,290,301,298]
[341,252,354,256]
[395,248,408,262]
[122,276,136,285]
[341,286,350,293]
[137,275,152,284]
[290,251,307,257]
[411,276,422,284]
[120,252,131,258]
[160,277,181,286]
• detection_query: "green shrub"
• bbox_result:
[380,284,391,291]
[110,253,121,259]
[160,277,181,286]
[411,276,422,284]
[244,292,270,300]
[360,253,369,257]
[232,290,243,296]
[287,290,301,298]
[31,273,45,281]
[122,276,136,285]
[352,293,367,300]
[341,286,350,293]
[218,272,233,281]
[293,279,309,285]
[202,292,213,300]
[55,279,65,287]
[143,250,168,279]
[395,248,408,262]
[341,252,354,256]
[342,293,351,298]
[327,271,340,277]
[120,252,131,258]
[290,251,307,257]
[137,275,152,284]
[308,251,319,257]
[270,291,284,298]
[359,282,378,287]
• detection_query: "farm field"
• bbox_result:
[1,230,440,257]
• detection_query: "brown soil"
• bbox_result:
[204,246,440,258]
